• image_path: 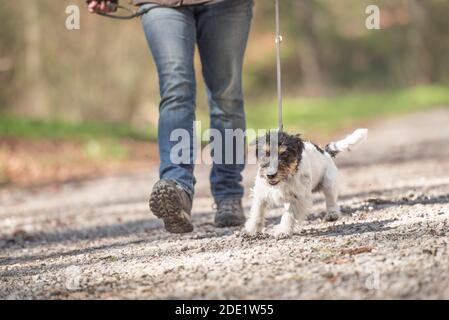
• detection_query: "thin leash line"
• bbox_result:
[275,0,283,132]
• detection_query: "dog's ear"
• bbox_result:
[290,134,303,148]
[250,134,269,160]
[249,137,258,147]
[250,136,262,159]
[292,133,305,161]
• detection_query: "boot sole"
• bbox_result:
[149,181,194,234]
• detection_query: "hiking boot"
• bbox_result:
[149,180,193,233]
[214,198,245,228]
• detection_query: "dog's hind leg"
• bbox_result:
[322,167,341,222]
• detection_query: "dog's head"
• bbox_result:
[251,131,304,186]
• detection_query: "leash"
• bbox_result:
[86,1,158,20]
[275,0,284,132]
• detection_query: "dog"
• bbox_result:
[245,128,368,238]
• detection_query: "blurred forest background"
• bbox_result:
[1,0,449,186]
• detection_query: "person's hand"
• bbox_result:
[87,1,118,14]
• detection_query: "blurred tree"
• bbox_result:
[406,0,433,85]
[0,0,448,125]
[24,0,49,116]
[294,0,328,95]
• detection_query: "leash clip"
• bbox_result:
[275,35,283,44]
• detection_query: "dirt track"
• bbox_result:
[1,109,449,299]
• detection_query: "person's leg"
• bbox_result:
[196,0,254,202]
[141,4,197,233]
[141,4,197,198]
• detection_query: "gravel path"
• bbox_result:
[1,109,449,299]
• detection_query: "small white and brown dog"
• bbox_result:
[245,128,368,238]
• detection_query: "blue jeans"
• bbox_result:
[140,0,253,201]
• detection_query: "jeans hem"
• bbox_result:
[213,194,243,202]
[169,179,194,201]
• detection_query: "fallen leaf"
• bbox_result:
[340,246,373,256]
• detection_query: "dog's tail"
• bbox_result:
[325,128,368,158]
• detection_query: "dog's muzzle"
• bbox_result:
[260,159,280,185]
[265,173,281,186]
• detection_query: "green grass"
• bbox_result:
[1,85,448,143]
[82,139,128,161]
[246,85,449,136]
[0,116,155,141]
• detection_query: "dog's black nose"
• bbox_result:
[267,174,277,179]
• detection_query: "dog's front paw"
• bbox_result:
[272,226,293,239]
[324,210,341,222]
[244,221,263,236]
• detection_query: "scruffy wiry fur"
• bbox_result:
[245,129,368,238]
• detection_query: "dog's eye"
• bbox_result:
[262,145,287,158]
[278,150,287,158]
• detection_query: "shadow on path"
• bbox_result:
[301,219,397,237]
